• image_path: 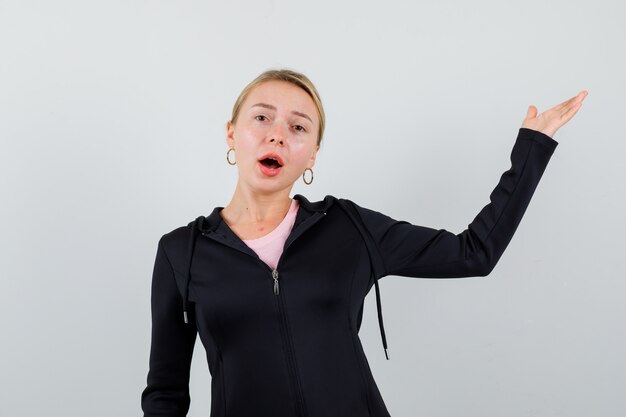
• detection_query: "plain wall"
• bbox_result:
[1,0,624,416]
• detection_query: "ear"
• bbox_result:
[307,145,320,169]
[225,120,235,147]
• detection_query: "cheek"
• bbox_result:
[234,131,260,155]
[288,147,315,167]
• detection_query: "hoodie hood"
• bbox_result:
[182,193,390,360]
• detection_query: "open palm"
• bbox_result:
[521,90,588,138]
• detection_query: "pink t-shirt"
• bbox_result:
[242,199,299,270]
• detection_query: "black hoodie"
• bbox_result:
[141,127,558,417]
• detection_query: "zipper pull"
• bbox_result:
[272,269,279,295]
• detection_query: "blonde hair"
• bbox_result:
[230,69,325,147]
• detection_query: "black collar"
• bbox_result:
[197,193,337,233]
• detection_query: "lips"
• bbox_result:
[258,152,284,177]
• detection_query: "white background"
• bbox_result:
[1,0,624,416]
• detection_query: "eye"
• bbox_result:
[293,125,306,132]
[255,115,268,121]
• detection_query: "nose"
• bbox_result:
[268,121,288,145]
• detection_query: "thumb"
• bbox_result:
[526,105,538,119]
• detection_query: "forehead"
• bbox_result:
[245,80,316,113]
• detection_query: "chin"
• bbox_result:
[243,177,285,191]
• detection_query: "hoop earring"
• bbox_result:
[302,168,314,185]
[226,148,236,165]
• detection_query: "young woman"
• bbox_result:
[141,69,587,417]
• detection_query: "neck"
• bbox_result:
[222,182,294,224]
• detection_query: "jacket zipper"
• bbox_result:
[201,210,327,417]
[272,269,279,295]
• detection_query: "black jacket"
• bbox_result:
[141,127,558,417]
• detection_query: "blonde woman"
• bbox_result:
[141,69,587,417]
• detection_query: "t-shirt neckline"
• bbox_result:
[242,199,299,245]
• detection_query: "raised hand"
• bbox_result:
[521,90,588,139]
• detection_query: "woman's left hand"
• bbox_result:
[521,90,588,138]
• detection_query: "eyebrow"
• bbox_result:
[250,103,313,124]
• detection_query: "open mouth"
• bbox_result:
[258,155,284,177]
[259,157,283,169]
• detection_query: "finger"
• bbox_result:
[559,100,583,124]
[526,105,538,119]
[559,93,587,117]
[554,94,580,111]
[555,91,588,111]
[564,101,583,120]
[570,91,588,105]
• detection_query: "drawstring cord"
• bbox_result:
[183,216,203,324]
[337,199,390,360]
[373,276,389,360]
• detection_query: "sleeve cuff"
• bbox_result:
[518,127,559,150]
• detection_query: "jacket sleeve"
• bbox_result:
[349,127,558,279]
[141,235,198,417]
